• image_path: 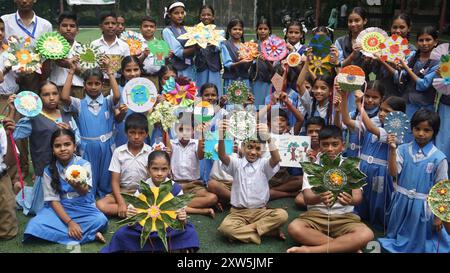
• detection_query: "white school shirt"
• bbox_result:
[224,156,280,209]
[109,143,153,191]
[209,154,236,181]
[0,127,9,173]
[0,51,19,95]
[170,139,200,181]
[91,36,131,78]
[1,11,52,43]
[49,41,84,87]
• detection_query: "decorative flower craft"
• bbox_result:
[147,101,178,132]
[336,65,366,92]
[193,101,215,123]
[14,91,43,118]
[36,32,71,60]
[117,180,193,250]
[287,52,302,67]
[65,165,89,185]
[238,41,259,60]
[309,34,333,58]
[120,31,146,56]
[147,39,170,66]
[356,27,388,58]
[161,77,197,107]
[379,34,411,64]
[227,81,250,105]
[431,43,450,95]
[384,111,410,141]
[261,35,288,62]
[227,110,257,141]
[300,154,367,206]
[427,179,450,222]
[123,78,158,113]
[4,36,41,74]
[74,44,102,70]
[308,55,333,76]
[178,22,225,49]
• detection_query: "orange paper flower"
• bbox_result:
[16,50,33,65]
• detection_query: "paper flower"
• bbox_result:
[227,110,257,141]
[227,81,249,105]
[161,77,197,107]
[433,78,450,95]
[4,36,41,74]
[193,101,215,123]
[74,44,102,70]
[123,78,158,113]
[36,32,71,60]
[287,52,302,67]
[309,34,333,58]
[117,180,193,250]
[147,39,170,66]
[120,30,146,56]
[261,35,288,62]
[427,179,450,222]
[65,165,89,185]
[238,41,259,60]
[337,65,366,92]
[147,101,178,132]
[379,34,411,64]
[300,154,367,206]
[308,55,333,76]
[14,91,43,118]
[178,22,225,49]
[384,111,410,140]
[356,27,388,58]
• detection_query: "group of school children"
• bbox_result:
[0,0,450,253]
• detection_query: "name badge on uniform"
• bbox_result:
[426,163,434,174]
[185,58,192,65]
[104,111,110,120]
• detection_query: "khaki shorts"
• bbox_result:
[211,179,233,191]
[0,174,18,239]
[297,210,368,238]
[104,188,138,200]
[269,168,301,188]
[176,180,206,194]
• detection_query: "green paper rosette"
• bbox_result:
[74,44,103,70]
[36,32,71,60]
[227,81,249,105]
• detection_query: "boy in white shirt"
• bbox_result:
[287,125,374,253]
[217,120,288,244]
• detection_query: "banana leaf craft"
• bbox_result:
[300,154,367,206]
[227,110,257,142]
[147,101,178,132]
[336,65,366,92]
[161,76,197,107]
[65,165,89,186]
[431,43,450,95]
[356,27,388,58]
[147,39,170,66]
[379,34,411,64]
[120,30,146,56]
[308,55,333,76]
[287,52,302,67]
[427,179,450,222]
[204,131,233,160]
[123,77,158,113]
[238,41,259,60]
[309,34,333,58]
[384,111,410,142]
[3,36,41,74]
[14,91,43,118]
[178,22,225,49]
[227,80,249,105]
[74,44,102,70]
[261,35,288,62]
[36,32,71,60]
[193,101,215,123]
[117,180,193,250]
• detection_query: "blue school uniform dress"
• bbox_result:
[101,178,200,253]
[196,45,223,96]
[264,87,306,129]
[251,42,273,109]
[14,113,80,216]
[436,95,450,177]
[163,25,196,81]
[23,156,108,245]
[68,95,116,198]
[355,126,393,232]
[221,40,251,93]
[344,107,379,158]
[379,141,450,253]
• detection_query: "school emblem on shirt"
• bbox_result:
[426,163,434,174]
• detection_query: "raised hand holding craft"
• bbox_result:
[227,81,249,105]
[120,31,146,56]
[309,34,333,58]
[178,22,225,49]
[161,77,197,107]
[227,110,257,141]
[336,65,366,92]
[36,32,71,60]
[147,39,170,66]
[379,34,411,64]
[356,27,388,58]
[74,44,103,70]
[4,36,41,74]
[193,101,215,123]
[14,91,43,117]
[384,111,410,142]
[261,35,288,62]
[123,78,158,113]
[238,41,259,60]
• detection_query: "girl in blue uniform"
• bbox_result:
[436,68,450,177]
[61,58,122,198]
[380,109,450,253]
[23,129,108,245]
[101,150,200,253]
[162,1,197,82]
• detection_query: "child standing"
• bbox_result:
[101,150,200,253]
[0,18,19,114]
[139,17,163,90]
[23,129,108,245]
[379,109,450,253]
[217,120,288,244]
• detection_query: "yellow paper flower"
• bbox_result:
[16,49,33,65]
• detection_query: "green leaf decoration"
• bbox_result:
[160,193,194,211]
[227,81,249,105]
[36,32,71,60]
[117,212,147,226]
[121,194,149,209]
[139,180,155,205]
[156,217,169,251]
[140,217,153,249]
[156,180,173,205]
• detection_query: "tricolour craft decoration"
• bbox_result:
[14,91,43,118]
[123,77,158,113]
[261,35,288,62]
[309,34,333,58]
[427,179,450,222]
[74,44,102,70]
[147,39,170,66]
[3,36,41,74]
[204,131,233,160]
[287,52,302,67]
[147,101,178,132]
[161,77,197,107]
[336,65,366,92]
[35,32,71,60]
[356,27,388,58]
[272,135,311,168]
[379,34,411,64]
[308,55,333,76]
[238,41,259,60]
[178,22,225,49]
[117,180,193,250]
[227,81,249,105]
[300,154,367,206]
[193,101,215,123]
[120,30,146,56]
[384,111,410,141]
[65,165,89,186]
[227,110,257,141]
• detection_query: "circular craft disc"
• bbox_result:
[384,111,410,137]
[323,168,347,191]
[14,91,43,117]
[428,180,450,222]
[227,111,257,141]
[287,52,302,67]
[123,78,158,113]
[194,101,215,122]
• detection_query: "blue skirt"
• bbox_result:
[252,81,271,109]
[16,176,44,216]
[178,66,196,82]
[436,103,450,177]
[100,222,199,253]
[197,70,223,97]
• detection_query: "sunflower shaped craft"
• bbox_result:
[161,77,197,107]
[178,22,225,49]
[300,154,367,206]
[227,81,249,105]
[309,34,333,58]
[356,27,388,58]
[336,65,366,92]
[74,44,102,70]
[379,34,411,64]
[308,55,333,76]
[36,32,71,60]
[261,35,288,62]
[120,31,146,56]
[238,41,259,60]
[4,36,41,74]
[117,180,193,250]
[428,180,450,222]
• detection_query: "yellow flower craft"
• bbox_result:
[16,50,33,65]
[427,179,450,222]
[308,55,333,76]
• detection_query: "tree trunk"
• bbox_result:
[146,0,151,16]
[315,0,321,27]
[440,0,447,33]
